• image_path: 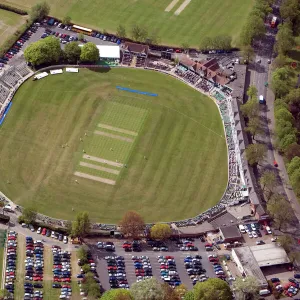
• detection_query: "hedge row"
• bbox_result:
[0,19,33,58]
[0,3,28,15]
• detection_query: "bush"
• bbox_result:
[18,215,25,224]
[0,3,28,15]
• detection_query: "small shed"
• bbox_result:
[219,225,243,243]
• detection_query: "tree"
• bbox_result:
[289,251,300,264]
[87,282,101,298]
[267,194,292,231]
[241,44,255,63]
[199,37,213,51]
[78,33,84,41]
[101,289,133,300]
[64,42,81,63]
[80,42,99,62]
[65,220,72,235]
[271,67,290,98]
[161,283,180,300]
[260,170,277,193]
[131,24,148,42]
[213,35,232,51]
[78,247,88,264]
[130,278,165,300]
[240,15,266,45]
[241,99,259,119]
[285,143,300,161]
[116,24,126,38]
[280,0,300,24]
[181,43,190,54]
[71,212,91,238]
[147,29,160,45]
[278,234,295,253]
[245,144,266,166]
[233,276,260,300]
[193,278,232,300]
[273,54,287,69]
[24,36,61,66]
[119,211,145,239]
[287,156,300,176]
[0,289,10,300]
[275,23,295,55]
[175,284,188,299]
[245,117,263,140]
[82,264,91,273]
[22,207,37,224]
[247,85,258,100]
[290,168,300,195]
[30,1,50,21]
[279,133,297,151]
[184,291,195,300]
[150,224,172,240]
[62,15,71,26]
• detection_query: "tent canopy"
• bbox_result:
[97,45,120,59]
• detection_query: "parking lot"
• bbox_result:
[87,238,218,291]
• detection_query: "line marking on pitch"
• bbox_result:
[174,0,191,15]
[80,161,120,175]
[74,172,116,185]
[98,124,138,136]
[83,154,124,168]
[94,130,134,143]
[165,0,180,12]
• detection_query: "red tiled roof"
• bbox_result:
[124,42,149,54]
[179,55,196,68]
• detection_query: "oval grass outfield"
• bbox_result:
[0,68,228,223]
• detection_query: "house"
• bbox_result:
[123,42,149,57]
[219,225,243,243]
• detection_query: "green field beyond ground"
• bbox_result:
[0,68,227,223]
[0,0,253,47]
[0,8,26,47]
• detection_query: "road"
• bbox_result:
[248,2,300,228]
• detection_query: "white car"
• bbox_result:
[252,231,258,238]
[63,236,68,244]
[37,227,42,234]
[271,237,278,242]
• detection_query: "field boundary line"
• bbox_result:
[94,130,134,142]
[79,161,120,175]
[74,171,116,185]
[165,0,180,12]
[98,123,138,136]
[83,154,124,167]
[174,0,191,15]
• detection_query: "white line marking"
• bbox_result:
[174,0,191,15]
[79,161,120,175]
[74,172,116,185]
[98,124,138,136]
[94,130,134,143]
[83,154,124,168]
[165,0,180,12]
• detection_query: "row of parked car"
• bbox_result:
[183,255,207,285]
[158,255,181,287]
[122,240,142,252]
[132,255,153,282]
[4,231,18,296]
[0,25,39,65]
[41,29,81,44]
[51,245,72,299]
[105,255,129,289]
[24,237,44,299]
[208,254,226,280]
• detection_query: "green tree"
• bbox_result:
[278,234,295,253]
[64,42,81,63]
[175,284,188,299]
[82,264,91,273]
[181,43,190,53]
[241,44,255,63]
[193,278,232,300]
[119,211,145,239]
[233,276,260,300]
[88,282,101,298]
[199,37,213,51]
[245,117,262,140]
[267,194,292,231]
[245,143,267,166]
[184,291,195,300]
[0,289,10,300]
[101,289,133,300]
[62,15,71,25]
[241,99,259,118]
[131,24,148,42]
[80,42,99,62]
[30,1,50,21]
[130,278,164,300]
[71,212,91,238]
[78,247,88,264]
[287,156,300,176]
[78,33,84,41]
[271,67,290,98]
[247,85,258,100]
[24,36,61,66]
[150,224,172,240]
[116,24,126,38]
[279,133,297,151]
[260,170,277,193]
[275,23,295,55]
[240,15,266,45]
[280,0,300,24]
[161,283,180,300]
[213,35,232,50]
[147,29,160,45]
[289,251,300,264]
[273,54,287,69]
[22,207,37,224]
[290,168,300,195]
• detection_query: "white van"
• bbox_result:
[266,226,272,234]
[238,224,246,233]
[259,289,270,296]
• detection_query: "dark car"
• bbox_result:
[52,283,61,288]
[46,229,51,237]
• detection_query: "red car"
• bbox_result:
[175,49,182,53]
[62,285,71,288]
[53,265,62,269]
[165,256,174,259]
[53,277,61,282]
[107,266,117,270]
[160,265,168,269]
[33,277,42,281]
[8,236,16,240]
[122,243,131,248]
[61,278,71,282]
[205,243,212,247]
[41,228,47,235]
